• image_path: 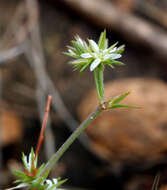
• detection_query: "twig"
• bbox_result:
[36,89,55,160]
[35,95,52,157]
[138,0,167,29]
[0,44,24,63]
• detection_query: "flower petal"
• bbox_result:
[109,47,117,53]
[109,54,122,60]
[90,58,101,71]
[68,49,76,56]
[6,183,28,190]
[89,40,99,52]
[46,180,53,188]
[80,53,92,58]
[53,178,58,184]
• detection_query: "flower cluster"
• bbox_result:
[65,30,125,73]
[7,149,66,190]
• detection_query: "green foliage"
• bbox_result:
[107,92,139,109]
[7,149,66,190]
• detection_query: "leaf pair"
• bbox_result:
[107,92,139,109]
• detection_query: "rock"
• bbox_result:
[78,78,167,168]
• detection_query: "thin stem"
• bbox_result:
[94,64,104,104]
[38,103,105,178]
[35,95,52,158]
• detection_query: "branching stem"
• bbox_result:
[38,103,106,178]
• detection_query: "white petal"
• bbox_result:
[109,47,117,53]
[77,37,84,46]
[89,40,99,52]
[53,178,58,184]
[103,54,111,59]
[102,49,108,54]
[6,183,28,190]
[80,53,92,58]
[90,58,101,71]
[23,155,28,165]
[28,153,32,169]
[68,49,76,56]
[46,180,53,188]
[109,54,122,60]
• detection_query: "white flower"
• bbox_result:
[80,40,122,71]
[22,149,37,172]
[66,30,125,73]
[45,178,59,190]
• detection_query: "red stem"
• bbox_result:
[35,95,52,158]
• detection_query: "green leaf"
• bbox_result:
[111,60,125,66]
[36,164,46,177]
[115,44,125,54]
[98,30,107,50]
[12,170,27,179]
[55,178,68,188]
[109,104,139,109]
[80,62,90,73]
[71,41,83,54]
[106,62,115,69]
[69,58,88,65]
[94,64,104,103]
[110,92,130,105]
[106,42,118,54]
[22,153,29,171]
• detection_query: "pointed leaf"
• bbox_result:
[112,60,125,66]
[106,42,118,54]
[12,170,27,179]
[111,92,130,104]
[109,104,139,109]
[115,44,125,54]
[98,30,107,50]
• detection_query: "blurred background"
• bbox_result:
[1,0,167,189]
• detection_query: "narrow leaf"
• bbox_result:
[109,104,139,109]
[106,42,118,54]
[112,60,125,66]
[94,64,104,103]
[112,92,130,104]
[98,30,106,50]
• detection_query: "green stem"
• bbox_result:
[38,104,105,178]
[94,65,104,104]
